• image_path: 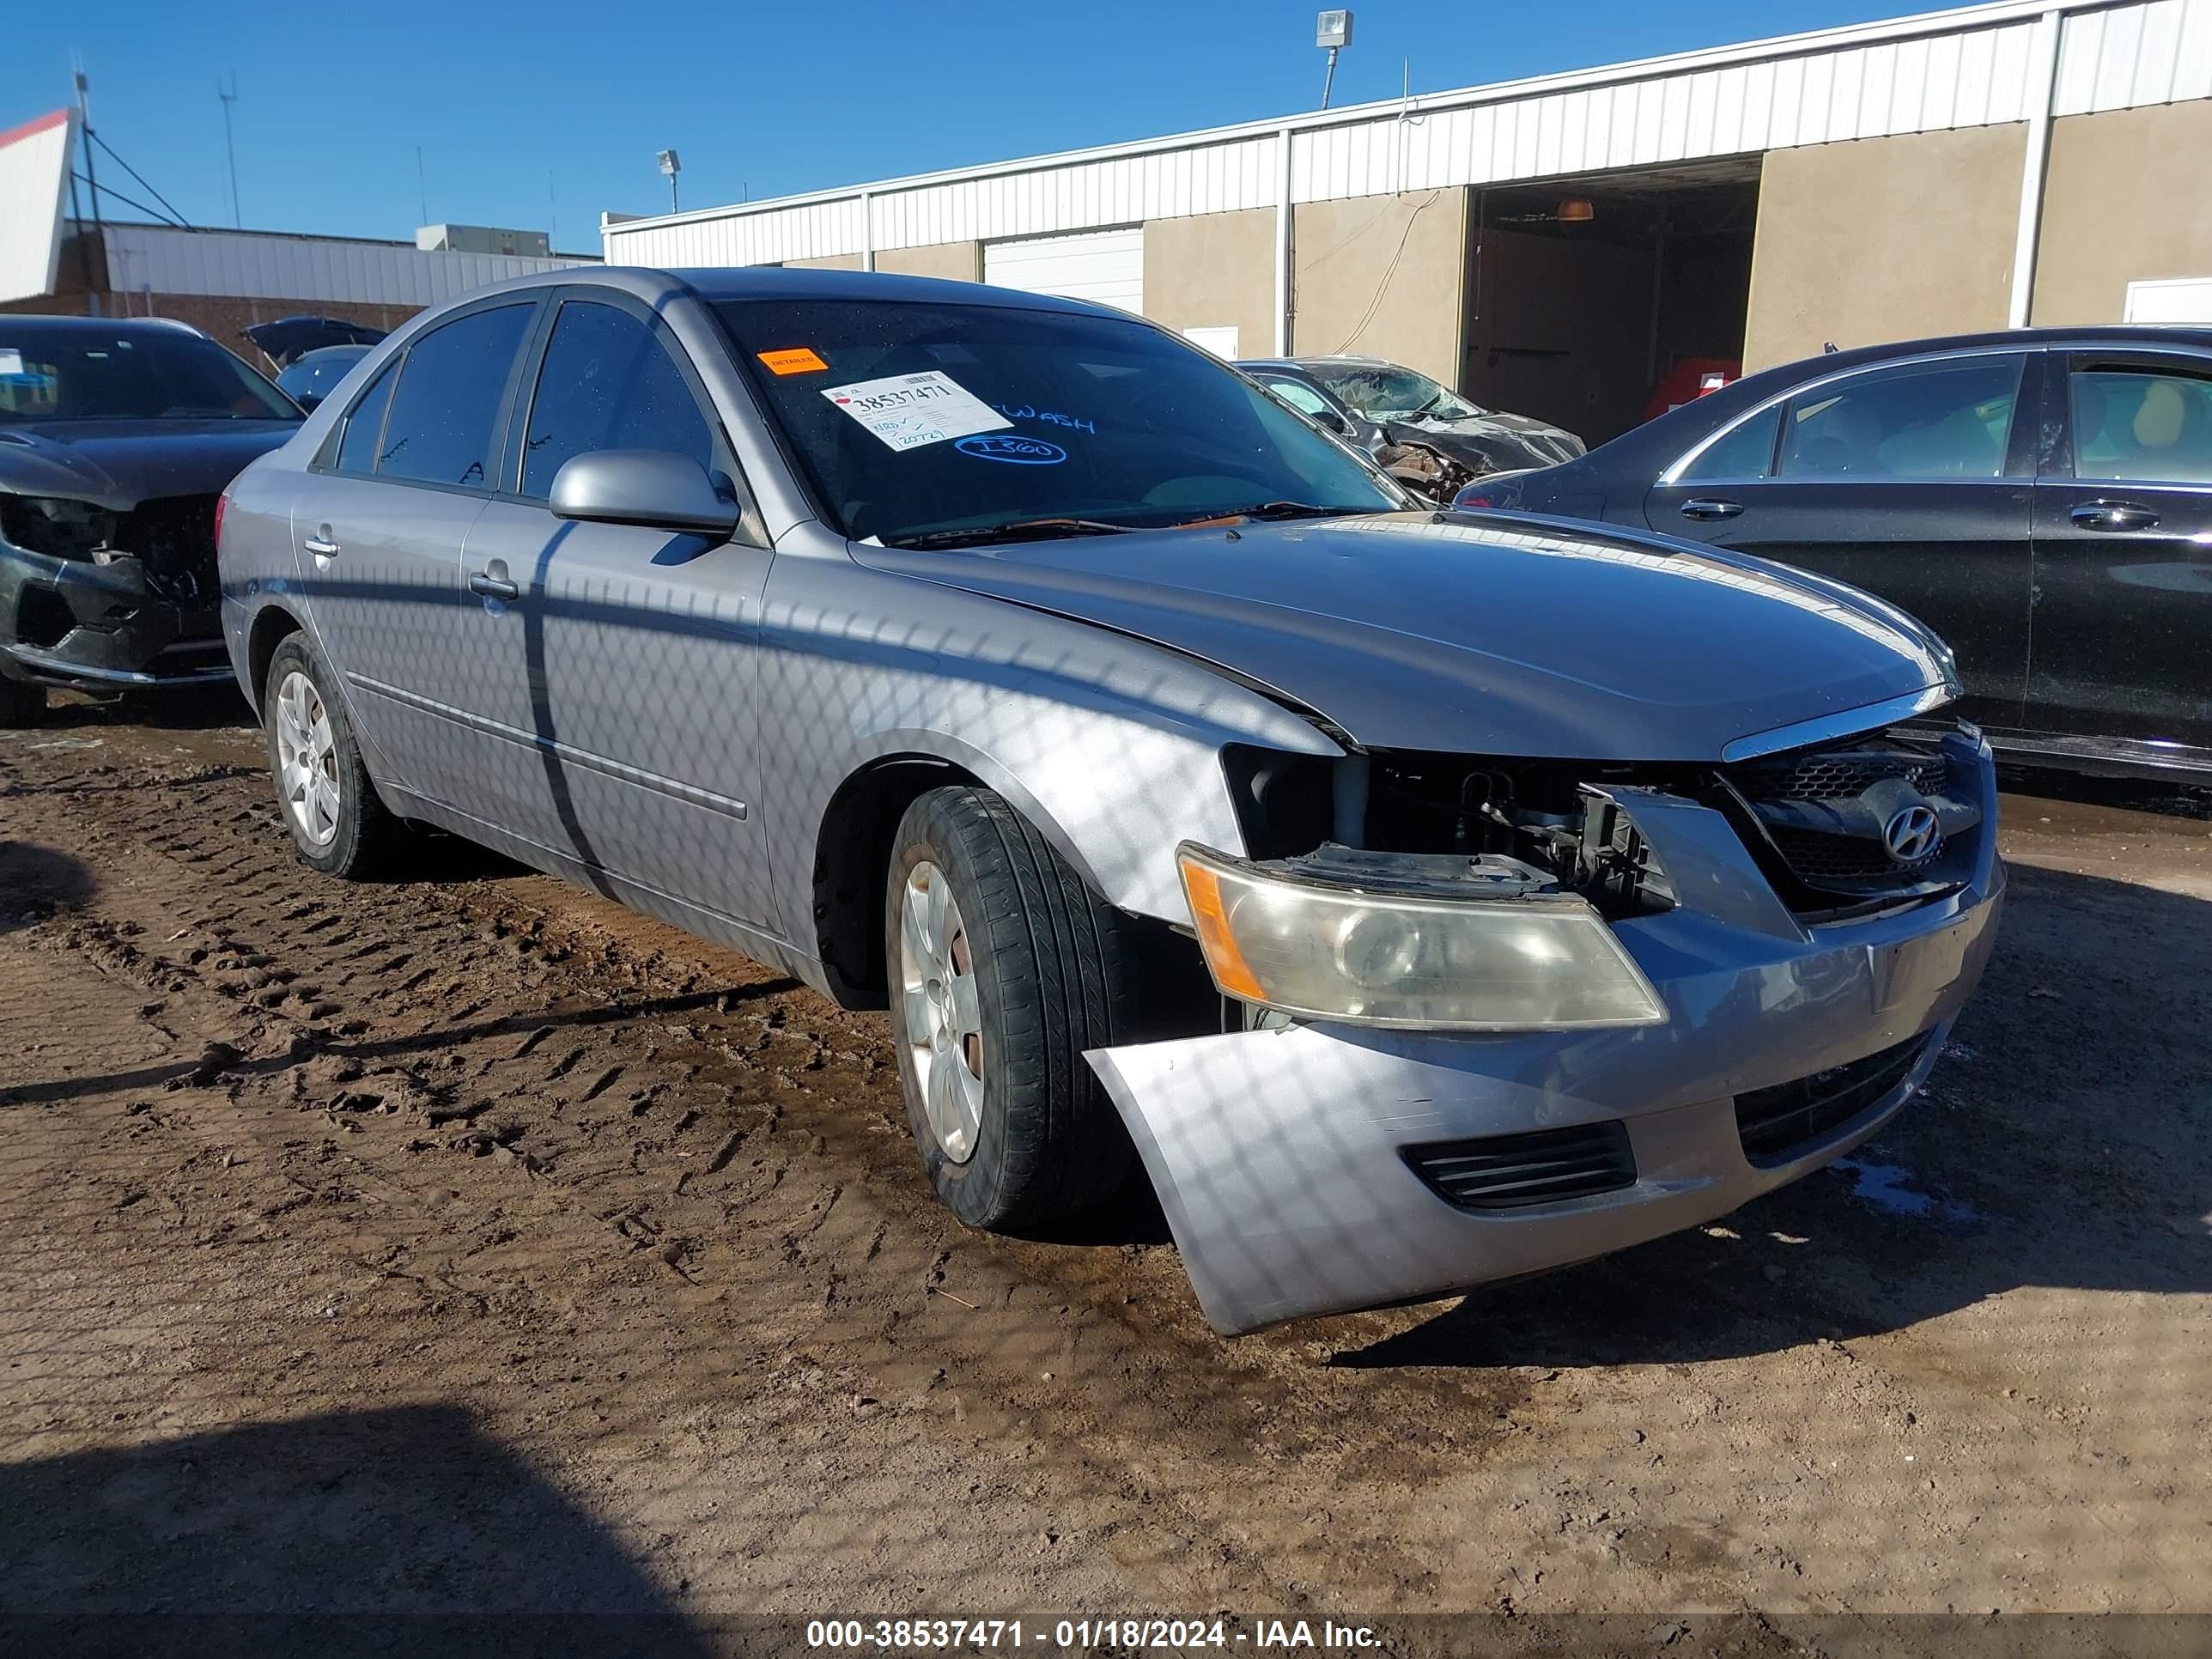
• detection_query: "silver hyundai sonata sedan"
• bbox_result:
[216,266,2002,1335]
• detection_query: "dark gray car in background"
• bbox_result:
[215,265,2001,1334]
[1241,354,1584,502]
[1,314,302,723]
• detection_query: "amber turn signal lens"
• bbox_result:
[1177,853,1266,1002]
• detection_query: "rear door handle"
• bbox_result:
[2070,499,2160,532]
[1679,498,1743,521]
[301,534,340,557]
[468,571,520,601]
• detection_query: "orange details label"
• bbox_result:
[758,347,829,375]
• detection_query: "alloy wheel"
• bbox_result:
[274,669,342,848]
[899,860,985,1164]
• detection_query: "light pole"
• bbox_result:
[657,149,682,214]
[1316,9,1353,109]
[218,71,241,228]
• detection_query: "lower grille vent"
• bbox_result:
[1404,1121,1636,1212]
[1734,1035,1932,1164]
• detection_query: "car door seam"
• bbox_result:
[344,670,750,820]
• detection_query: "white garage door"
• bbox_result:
[983,227,1144,314]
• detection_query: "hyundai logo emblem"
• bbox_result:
[1882,804,1941,863]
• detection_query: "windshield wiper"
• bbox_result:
[886,516,1135,550]
[1179,501,1356,526]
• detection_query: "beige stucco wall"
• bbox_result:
[2032,100,2212,324]
[1742,124,2026,370]
[1143,208,1277,358]
[877,240,981,282]
[784,252,863,270]
[1292,188,1469,385]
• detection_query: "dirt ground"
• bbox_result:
[2,691,2207,1652]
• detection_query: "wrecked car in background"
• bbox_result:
[2,316,301,723]
[217,266,2001,1335]
[1240,354,1585,503]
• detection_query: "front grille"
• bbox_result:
[1734,1035,1932,1164]
[1722,736,1975,911]
[1767,822,1942,882]
[1404,1121,1636,1211]
[1737,748,1951,803]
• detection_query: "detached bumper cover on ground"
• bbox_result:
[1090,736,2005,1335]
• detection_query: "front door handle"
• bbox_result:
[468,571,520,601]
[302,532,340,557]
[2070,499,2160,532]
[1680,497,1743,521]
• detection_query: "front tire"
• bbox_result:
[263,633,401,878]
[885,786,1139,1231]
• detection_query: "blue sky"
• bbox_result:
[7,1,1934,252]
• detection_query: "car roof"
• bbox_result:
[0,313,208,339]
[1239,355,1391,371]
[667,264,1134,319]
[1580,322,2212,473]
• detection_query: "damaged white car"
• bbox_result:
[216,267,2002,1334]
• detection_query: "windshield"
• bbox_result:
[0,325,300,423]
[715,297,1401,545]
[1311,362,1486,422]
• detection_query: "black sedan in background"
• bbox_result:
[1,316,301,723]
[1455,326,2212,781]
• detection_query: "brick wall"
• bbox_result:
[0,232,424,365]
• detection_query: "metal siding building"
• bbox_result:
[602,0,2209,270]
[95,224,591,310]
[601,0,2212,437]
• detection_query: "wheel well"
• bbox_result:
[246,603,306,714]
[812,757,984,1009]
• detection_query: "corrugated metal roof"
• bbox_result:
[96,223,596,307]
[603,0,2212,270]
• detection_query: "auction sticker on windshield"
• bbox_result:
[823,371,1010,451]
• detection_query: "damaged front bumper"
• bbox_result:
[0,542,231,690]
[1087,736,2004,1336]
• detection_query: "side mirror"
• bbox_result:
[294,391,325,413]
[1316,407,1352,437]
[549,449,739,537]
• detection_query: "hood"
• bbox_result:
[1390,410,1585,470]
[0,420,298,511]
[854,512,1955,761]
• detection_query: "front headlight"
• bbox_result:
[1177,842,1667,1032]
[0,495,107,561]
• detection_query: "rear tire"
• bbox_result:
[884,786,1139,1231]
[263,632,402,879]
[0,678,45,727]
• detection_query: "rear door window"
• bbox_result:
[374,303,535,489]
[335,362,397,476]
[1777,356,2025,481]
[2069,365,2212,483]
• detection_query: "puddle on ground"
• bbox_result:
[1830,1158,1979,1224]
